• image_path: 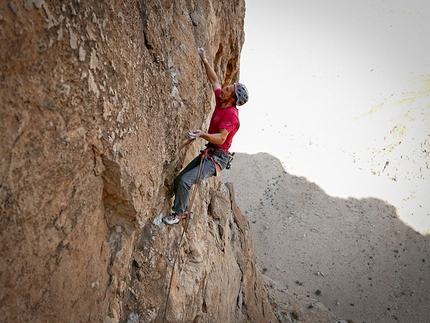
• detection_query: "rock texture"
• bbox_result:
[1,1,345,323]
[127,183,277,323]
[0,0,287,322]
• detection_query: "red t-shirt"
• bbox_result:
[208,88,240,150]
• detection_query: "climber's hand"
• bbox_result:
[188,129,202,139]
[198,47,206,60]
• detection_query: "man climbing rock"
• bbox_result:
[162,47,249,225]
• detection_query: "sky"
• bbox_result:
[234,0,430,233]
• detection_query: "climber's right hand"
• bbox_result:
[198,47,206,60]
[188,130,202,139]
[188,131,197,139]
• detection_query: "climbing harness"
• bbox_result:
[201,147,221,175]
[201,146,235,174]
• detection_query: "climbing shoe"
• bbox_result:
[162,212,189,225]
[162,214,180,225]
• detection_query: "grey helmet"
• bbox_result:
[234,83,249,106]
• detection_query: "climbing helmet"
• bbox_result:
[234,83,249,106]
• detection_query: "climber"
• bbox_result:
[162,47,249,225]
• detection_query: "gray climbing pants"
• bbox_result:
[172,155,216,215]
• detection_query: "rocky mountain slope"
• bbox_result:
[222,152,430,323]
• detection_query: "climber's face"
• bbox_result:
[218,85,235,103]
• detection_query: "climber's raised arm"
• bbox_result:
[198,47,221,91]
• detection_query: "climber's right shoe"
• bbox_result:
[162,212,189,225]
[162,213,180,225]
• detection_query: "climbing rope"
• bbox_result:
[162,153,206,323]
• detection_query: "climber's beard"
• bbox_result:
[218,91,225,102]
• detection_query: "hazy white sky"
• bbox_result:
[235,0,430,233]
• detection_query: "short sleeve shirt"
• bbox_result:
[208,88,240,150]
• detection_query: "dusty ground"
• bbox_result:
[221,152,430,323]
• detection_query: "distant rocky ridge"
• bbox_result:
[1,1,344,322]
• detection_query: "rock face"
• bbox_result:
[0,1,278,322]
[128,183,277,323]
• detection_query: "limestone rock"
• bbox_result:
[0,1,341,322]
[0,0,262,322]
[127,183,277,323]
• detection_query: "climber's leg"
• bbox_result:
[172,156,216,215]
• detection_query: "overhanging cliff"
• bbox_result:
[0,1,277,322]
